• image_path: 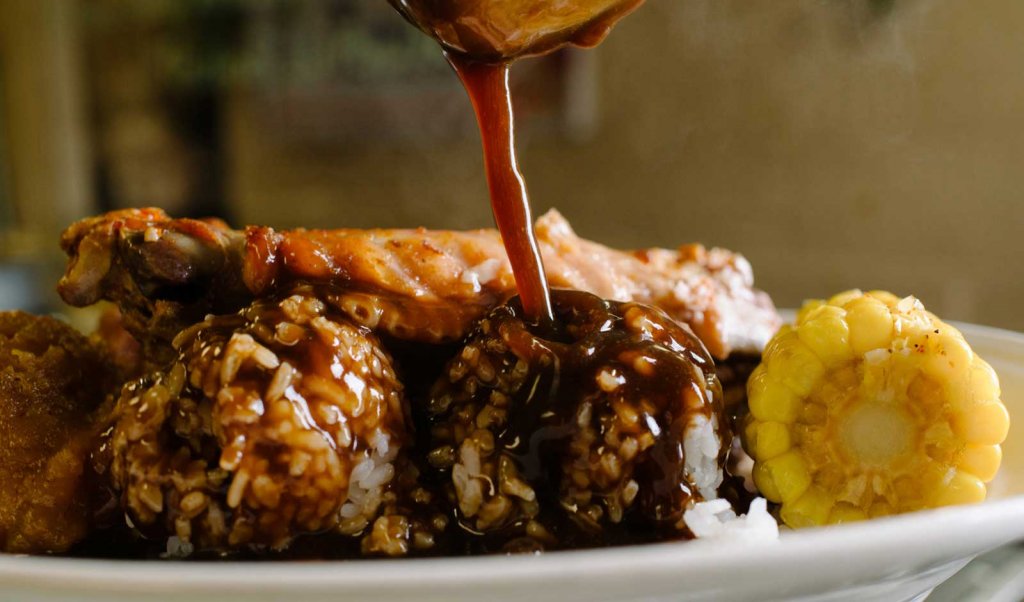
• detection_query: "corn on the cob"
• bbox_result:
[744,290,1009,528]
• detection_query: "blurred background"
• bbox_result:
[0,0,1022,329]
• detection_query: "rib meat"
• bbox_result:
[58,208,779,360]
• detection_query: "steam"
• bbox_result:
[650,0,949,151]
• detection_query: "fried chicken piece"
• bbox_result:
[0,312,119,553]
[425,290,728,551]
[58,208,779,362]
[102,288,411,554]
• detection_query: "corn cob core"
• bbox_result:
[744,290,1009,528]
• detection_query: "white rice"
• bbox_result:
[684,414,724,500]
[161,535,195,559]
[337,431,400,532]
[683,497,779,543]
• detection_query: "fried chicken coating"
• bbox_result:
[103,288,410,554]
[0,311,118,553]
[425,290,728,551]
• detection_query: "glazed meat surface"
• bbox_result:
[58,209,779,362]
[0,312,119,553]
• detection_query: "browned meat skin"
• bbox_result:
[58,208,779,360]
[59,209,250,365]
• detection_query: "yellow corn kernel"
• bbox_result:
[957,444,1002,482]
[780,486,834,528]
[800,402,828,425]
[930,471,987,507]
[743,417,759,448]
[827,289,863,307]
[953,400,1011,446]
[796,299,826,323]
[755,450,811,504]
[752,462,781,502]
[747,367,801,423]
[924,331,974,383]
[906,373,944,406]
[968,359,1001,403]
[869,502,894,518]
[892,476,924,507]
[828,503,867,524]
[763,324,794,356]
[844,297,894,355]
[747,421,792,462]
[865,290,901,308]
[797,305,852,367]
[742,416,756,447]
[764,331,826,397]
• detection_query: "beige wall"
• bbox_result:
[0,0,93,254]
[0,0,93,314]
[229,0,1024,330]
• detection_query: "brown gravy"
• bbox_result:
[424,290,727,552]
[447,56,554,324]
[390,0,643,325]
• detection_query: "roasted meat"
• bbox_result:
[424,290,727,551]
[59,210,249,366]
[58,208,779,363]
[101,288,414,554]
[0,312,119,553]
[91,305,144,379]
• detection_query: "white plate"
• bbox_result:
[2,321,1023,602]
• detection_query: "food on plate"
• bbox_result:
[49,3,777,554]
[0,0,1012,563]
[100,288,414,554]
[0,213,1014,559]
[744,290,1009,528]
[0,312,119,553]
[427,290,726,551]
[53,210,774,557]
[57,208,778,362]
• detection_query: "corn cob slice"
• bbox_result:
[744,290,1009,528]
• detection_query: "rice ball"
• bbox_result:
[104,289,409,553]
[426,290,729,551]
